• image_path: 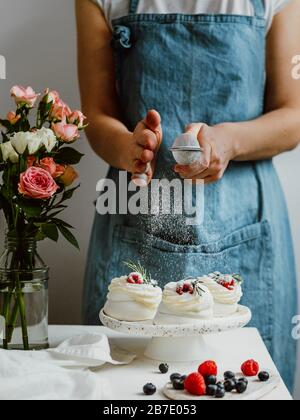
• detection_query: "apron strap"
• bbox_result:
[250,0,265,18]
[129,0,139,15]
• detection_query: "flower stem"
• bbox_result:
[2,293,12,350]
[15,275,29,351]
[6,299,19,344]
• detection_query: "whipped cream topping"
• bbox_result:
[106,276,162,310]
[160,280,213,317]
[199,273,243,306]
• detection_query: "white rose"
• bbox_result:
[0,141,19,163]
[27,131,42,154]
[37,127,57,152]
[10,131,31,154]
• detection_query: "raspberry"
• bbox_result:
[176,283,194,295]
[184,373,206,396]
[127,272,144,284]
[241,360,260,377]
[219,280,235,290]
[198,361,218,377]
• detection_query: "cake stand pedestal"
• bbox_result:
[100,305,252,362]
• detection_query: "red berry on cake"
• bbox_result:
[127,272,144,284]
[198,361,218,377]
[184,372,206,396]
[176,282,194,295]
[241,360,260,377]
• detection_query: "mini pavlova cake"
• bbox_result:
[199,272,243,317]
[154,279,214,325]
[103,262,162,322]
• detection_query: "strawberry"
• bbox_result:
[198,361,218,377]
[241,360,260,377]
[184,373,206,396]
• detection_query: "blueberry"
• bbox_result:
[216,381,225,389]
[159,363,169,374]
[170,373,182,382]
[224,379,236,392]
[258,372,270,382]
[239,377,248,385]
[181,375,187,381]
[143,383,156,396]
[206,385,218,397]
[224,371,236,380]
[205,375,217,386]
[236,381,247,394]
[215,387,226,398]
[173,378,185,390]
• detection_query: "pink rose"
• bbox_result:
[38,157,57,177]
[38,157,65,178]
[52,121,79,142]
[27,156,37,168]
[7,111,21,125]
[49,96,71,121]
[18,167,59,200]
[68,110,86,128]
[43,89,60,104]
[10,85,40,108]
[54,164,66,178]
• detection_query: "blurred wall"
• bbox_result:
[0,0,299,398]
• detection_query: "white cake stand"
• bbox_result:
[100,305,252,362]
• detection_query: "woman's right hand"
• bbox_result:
[123,110,162,185]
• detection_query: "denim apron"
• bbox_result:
[83,0,297,391]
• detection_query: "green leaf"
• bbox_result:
[55,147,84,165]
[0,119,11,130]
[0,192,4,210]
[35,231,46,241]
[46,209,65,219]
[61,185,80,202]
[57,225,80,250]
[16,199,43,218]
[41,223,59,242]
[52,218,74,229]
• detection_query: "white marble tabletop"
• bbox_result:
[49,326,292,401]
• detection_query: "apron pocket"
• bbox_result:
[107,221,274,341]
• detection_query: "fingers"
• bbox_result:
[174,160,208,178]
[135,110,162,151]
[145,109,161,132]
[136,129,158,151]
[197,124,211,169]
[185,122,204,136]
[140,148,155,163]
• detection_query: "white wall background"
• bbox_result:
[0,0,299,398]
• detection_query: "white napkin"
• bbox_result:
[0,334,136,400]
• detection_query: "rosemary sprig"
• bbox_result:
[209,272,244,285]
[123,260,156,285]
[191,278,206,296]
[232,274,244,285]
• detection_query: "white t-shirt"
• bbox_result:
[92,0,291,32]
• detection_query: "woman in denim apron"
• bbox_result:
[77,0,299,391]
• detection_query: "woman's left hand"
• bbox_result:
[174,123,236,184]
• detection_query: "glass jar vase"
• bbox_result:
[0,234,49,350]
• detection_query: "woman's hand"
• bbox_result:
[126,110,163,185]
[174,123,236,184]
